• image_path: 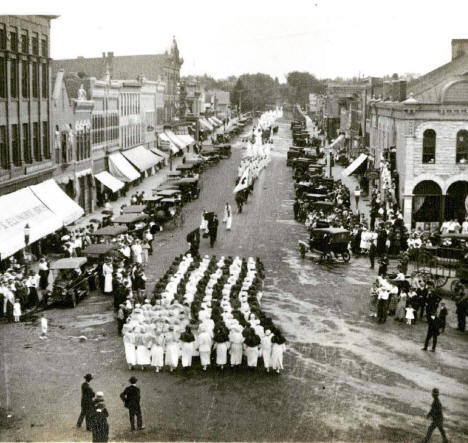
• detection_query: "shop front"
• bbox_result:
[412,180,442,231]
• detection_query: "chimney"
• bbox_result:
[392,80,407,102]
[451,39,468,60]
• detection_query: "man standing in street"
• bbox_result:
[77,373,95,431]
[369,239,376,270]
[208,214,219,248]
[423,388,449,443]
[422,312,441,352]
[376,285,389,324]
[120,376,144,431]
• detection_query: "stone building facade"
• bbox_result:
[0,15,56,196]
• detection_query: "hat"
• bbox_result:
[95,391,104,399]
[129,376,138,384]
[265,329,272,336]
[432,388,439,396]
[84,373,93,381]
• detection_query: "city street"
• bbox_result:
[1,120,467,442]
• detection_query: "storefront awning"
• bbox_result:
[165,130,188,151]
[122,145,161,172]
[342,153,368,176]
[329,134,345,150]
[94,171,125,193]
[151,147,169,161]
[208,117,219,127]
[178,134,195,145]
[212,116,223,125]
[30,179,84,226]
[109,153,141,182]
[159,133,179,154]
[200,119,214,131]
[0,188,63,259]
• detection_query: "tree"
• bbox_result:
[286,71,326,106]
[230,73,281,112]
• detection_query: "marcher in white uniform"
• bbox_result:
[223,203,233,231]
[150,332,165,372]
[102,258,113,294]
[271,334,286,373]
[198,325,212,371]
[229,326,244,367]
[123,325,137,369]
[260,329,273,371]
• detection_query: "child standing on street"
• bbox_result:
[13,299,21,322]
[438,303,448,333]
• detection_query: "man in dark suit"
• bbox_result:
[76,373,95,431]
[120,376,144,431]
[208,214,219,248]
[423,388,448,443]
[422,313,441,352]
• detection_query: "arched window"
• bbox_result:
[456,130,468,163]
[422,129,436,164]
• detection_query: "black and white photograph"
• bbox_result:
[0,1,467,442]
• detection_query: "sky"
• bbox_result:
[4,0,468,82]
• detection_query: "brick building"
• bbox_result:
[52,37,183,124]
[51,70,94,213]
[0,15,56,196]
[370,40,468,228]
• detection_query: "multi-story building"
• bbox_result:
[52,37,183,124]
[119,80,142,150]
[0,15,56,196]
[51,70,94,213]
[369,39,468,228]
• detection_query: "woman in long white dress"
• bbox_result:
[164,330,179,372]
[260,329,273,372]
[123,326,137,370]
[150,332,165,372]
[102,259,113,294]
[229,326,244,367]
[223,203,233,231]
[271,334,286,373]
[197,325,212,371]
[213,329,230,370]
[179,326,195,368]
[245,332,260,368]
[135,327,151,369]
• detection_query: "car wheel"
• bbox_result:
[342,251,351,263]
[71,294,77,308]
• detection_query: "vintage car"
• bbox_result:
[49,257,90,307]
[299,227,351,263]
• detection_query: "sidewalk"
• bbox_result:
[331,164,371,221]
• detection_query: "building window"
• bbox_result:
[32,34,38,55]
[32,62,38,98]
[23,123,31,163]
[43,122,50,159]
[33,122,40,161]
[456,130,468,163]
[10,60,18,98]
[21,32,29,53]
[0,28,6,50]
[41,63,47,98]
[10,30,18,52]
[41,38,48,57]
[422,129,436,164]
[0,58,5,98]
[11,124,20,166]
[21,60,29,98]
[0,126,8,169]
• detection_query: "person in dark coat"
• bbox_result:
[90,392,109,443]
[422,313,441,352]
[456,291,467,331]
[378,255,389,276]
[76,373,95,431]
[376,228,387,256]
[423,388,448,443]
[208,214,219,248]
[120,376,144,431]
[369,241,376,269]
[438,303,448,333]
[186,228,200,258]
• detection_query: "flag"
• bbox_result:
[233,166,250,193]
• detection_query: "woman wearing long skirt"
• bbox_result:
[261,329,273,372]
[164,330,179,372]
[223,203,233,231]
[102,259,113,295]
[395,292,407,322]
[271,334,286,373]
[150,333,165,372]
[229,326,244,367]
[179,326,195,368]
[213,329,229,370]
[244,332,261,368]
[197,326,212,371]
[135,328,151,369]
[123,327,137,370]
